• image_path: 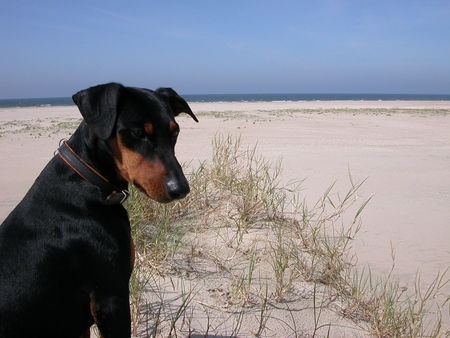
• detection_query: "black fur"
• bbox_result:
[0,83,197,337]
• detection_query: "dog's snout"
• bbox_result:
[165,178,189,200]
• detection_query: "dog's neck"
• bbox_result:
[66,123,128,192]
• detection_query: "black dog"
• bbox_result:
[0,83,198,337]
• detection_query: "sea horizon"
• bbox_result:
[1,93,450,108]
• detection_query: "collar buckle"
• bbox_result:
[106,190,130,204]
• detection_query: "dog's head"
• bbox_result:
[72,82,198,203]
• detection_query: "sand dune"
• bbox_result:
[1,101,449,333]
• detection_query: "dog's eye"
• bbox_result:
[130,129,146,139]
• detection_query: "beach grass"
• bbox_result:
[121,134,448,337]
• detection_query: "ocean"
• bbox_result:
[0,93,449,108]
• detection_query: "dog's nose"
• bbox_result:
[165,179,190,200]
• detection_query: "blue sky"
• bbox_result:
[1,0,449,98]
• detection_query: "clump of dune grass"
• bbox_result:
[210,135,290,242]
[124,134,448,337]
[291,176,368,287]
[341,268,448,337]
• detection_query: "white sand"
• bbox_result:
[1,101,449,333]
[183,101,450,295]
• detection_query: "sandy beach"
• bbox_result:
[1,100,449,334]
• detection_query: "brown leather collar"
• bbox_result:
[56,140,129,204]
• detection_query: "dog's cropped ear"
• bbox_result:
[72,83,123,139]
[156,88,198,122]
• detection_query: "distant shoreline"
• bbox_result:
[1,93,450,108]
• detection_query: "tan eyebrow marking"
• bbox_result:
[144,123,153,135]
[169,120,178,132]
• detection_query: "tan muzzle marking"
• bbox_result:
[110,134,169,202]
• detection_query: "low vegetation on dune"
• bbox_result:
[114,135,446,337]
